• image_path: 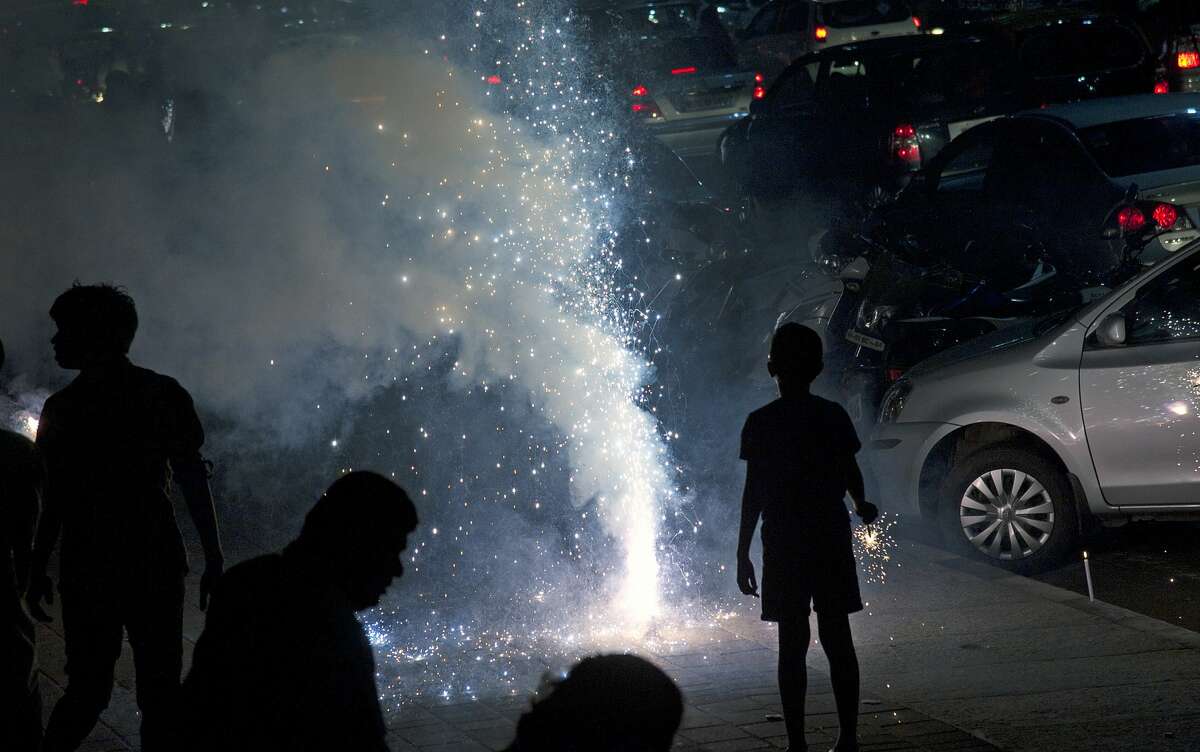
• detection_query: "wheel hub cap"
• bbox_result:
[959,468,1054,561]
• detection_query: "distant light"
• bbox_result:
[330,439,339,447]
[99,27,113,33]
[1167,401,1189,416]
[931,27,945,35]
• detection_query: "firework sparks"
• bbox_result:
[854,513,898,584]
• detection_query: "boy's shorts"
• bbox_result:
[760,541,863,622]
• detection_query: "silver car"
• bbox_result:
[869,239,1200,572]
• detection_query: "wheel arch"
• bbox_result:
[917,421,1090,526]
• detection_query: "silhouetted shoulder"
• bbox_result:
[0,428,37,461]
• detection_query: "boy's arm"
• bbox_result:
[169,383,224,610]
[737,461,765,560]
[847,457,878,524]
[736,461,765,597]
[28,405,61,622]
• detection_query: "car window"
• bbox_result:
[984,120,1093,205]
[1123,257,1200,345]
[768,62,816,111]
[937,127,996,182]
[1080,113,1200,178]
[818,0,909,28]
[745,0,781,37]
[777,1,808,34]
[904,42,1020,109]
[1018,23,1145,77]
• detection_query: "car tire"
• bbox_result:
[939,446,1077,574]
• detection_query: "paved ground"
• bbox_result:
[33,526,1200,752]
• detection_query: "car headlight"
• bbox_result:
[855,302,899,333]
[878,378,912,425]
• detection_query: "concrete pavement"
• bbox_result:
[32,532,1200,751]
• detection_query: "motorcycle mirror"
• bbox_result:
[1095,312,1127,347]
[749,98,767,116]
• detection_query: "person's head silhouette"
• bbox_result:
[767,322,823,389]
[296,471,418,611]
[510,654,683,752]
[49,283,138,370]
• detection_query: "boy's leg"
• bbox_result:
[42,587,123,752]
[816,611,859,752]
[125,576,185,752]
[777,615,811,751]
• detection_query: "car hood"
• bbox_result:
[905,318,1040,379]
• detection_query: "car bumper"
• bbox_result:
[647,112,748,158]
[864,421,955,516]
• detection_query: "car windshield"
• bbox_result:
[1080,113,1200,177]
[820,0,910,28]
[1018,23,1144,77]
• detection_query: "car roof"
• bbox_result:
[784,30,982,65]
[1017,94,1200,130]
[960,8,1130,32]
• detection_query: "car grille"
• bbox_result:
[672,90,736,112]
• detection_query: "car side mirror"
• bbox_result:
[1095,313,1126,347]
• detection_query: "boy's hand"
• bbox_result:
[26,573,55,623]
[855,501,880,525]
[736,556,759,598]
[199,558,224,611]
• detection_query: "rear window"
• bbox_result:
[608,3,702,38]
[1080,113,1200,178]
[628,37,738,75]
[1018,24,1146,78]
[819,0,910,28]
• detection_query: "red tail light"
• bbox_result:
[753,85,766,99]
[885,368,905,383]
[1178,51,1200,70]
[671,66,697,76]
[631,84,648,97]
[754,72,764,84]
[912,16,921,29]
[1152,203,1179,229]
[1117,206,1146,233]
[815,25,828,41]
[486,74,502,85]
[631,101,663,119]
[890,123,921,166]
[1154,80,1170,94]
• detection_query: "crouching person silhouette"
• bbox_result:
[27,285,225,752]
[736,323,878,752]
[503,654,683,752]
[180,471,418,752]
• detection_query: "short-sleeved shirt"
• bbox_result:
[181,550,389,752]
[35,359,204,587]
[740,393,861,560]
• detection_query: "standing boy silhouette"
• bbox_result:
[26,284,225,751]
[737,323,878,752]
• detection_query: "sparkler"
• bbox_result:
[854,513,897,584]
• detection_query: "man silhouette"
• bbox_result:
[503,654,683,752]
[180,471,417,751]
[737,323,878,752]
[1,338,46,751]
[25,284,225,751]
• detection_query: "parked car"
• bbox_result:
[734,0,920,84]
[869,237,1200,572]
[721,10,1164,203]
[817,94,1200,427]
[571,2,761,158]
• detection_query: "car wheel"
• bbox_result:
[939,447,1077,574]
